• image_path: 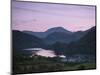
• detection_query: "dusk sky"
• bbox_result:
[12,1,96,32]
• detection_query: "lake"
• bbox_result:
[24,48,66,58]
[23,48,95,63]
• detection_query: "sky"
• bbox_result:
[12,1,96,32]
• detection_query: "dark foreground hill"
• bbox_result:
[12,30,45,50]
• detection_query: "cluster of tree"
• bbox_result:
[13,55,65,74]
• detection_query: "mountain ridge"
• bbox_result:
[13,26,96,56]
[23,27,72,38]
[23,26,88,44]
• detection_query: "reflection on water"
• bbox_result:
[23,48,95,63]
[35,50,56,57]
[24,48,66,58]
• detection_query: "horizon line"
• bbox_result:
[12,25,96,32]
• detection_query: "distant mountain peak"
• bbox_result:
[51,27,65,29]
[46,27,72,34]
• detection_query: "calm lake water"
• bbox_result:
[24,48,95,63]
[24,48,66,58]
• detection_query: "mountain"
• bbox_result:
[23,27,86,44]
[46,27,72,34]
[44,32,73,44]
[23,31,46,38]
[23,27,72,38]
[13,26,96,57]
[65,26,96,55]
[48,26,96,55]
[44,30,86,44]
[13,30,44,50]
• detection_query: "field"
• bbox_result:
[13,55,96,74]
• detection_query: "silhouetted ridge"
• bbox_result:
[23,27,86,44]
[13,30,44,50]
